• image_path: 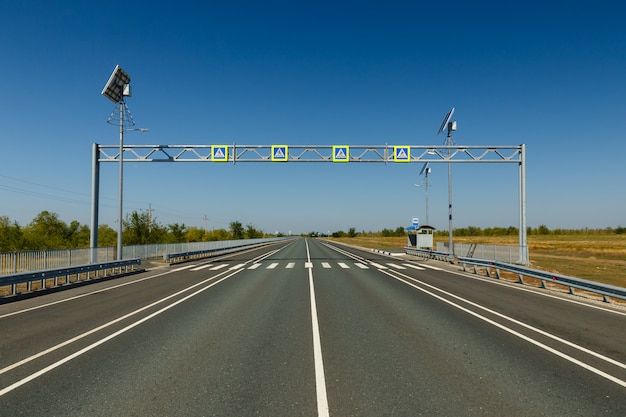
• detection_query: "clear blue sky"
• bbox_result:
[1,1,625,234]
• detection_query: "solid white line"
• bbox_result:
[338,262,350,269]
[305,239,330,417]
[267,263,279,269]
[321,262,331,269]
[0,269,244,397]
[382,269,626,388]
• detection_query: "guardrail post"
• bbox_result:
[517,274,524,284]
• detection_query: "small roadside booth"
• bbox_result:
[406,225,436,249]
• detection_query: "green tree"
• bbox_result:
[123,210,166,244]
[23,211,68,249]
[348,227,357,238]
[98,224,117,247]
[167,223,187,243]
[185,226,206,242]
[0,216,24,251]
[229,221,244,239]
[245,223,264,239]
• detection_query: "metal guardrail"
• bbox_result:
[456,257,626,303]
[404,247,626,303]
[164,241,267,263]
[0,258,141,297]
[404,247,453,262]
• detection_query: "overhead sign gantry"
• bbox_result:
[90,142,528,264]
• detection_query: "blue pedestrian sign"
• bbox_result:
[211,145,228,162]
[332,146,349,162]
[271,145,288,162]
[393,146,410,162]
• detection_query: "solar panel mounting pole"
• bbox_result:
[438,108,456,259]
[101,65,132,260]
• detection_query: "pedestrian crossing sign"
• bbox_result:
[211,145,228,162]
[332,146,349,162]
[271,145,288,162]
[393,146,410,162]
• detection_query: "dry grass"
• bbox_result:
[330,234,626,288]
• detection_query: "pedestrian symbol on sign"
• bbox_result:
[271,145,289,162]
[393,146,410,162]
[332,146,350,162]
[211,145,228,162]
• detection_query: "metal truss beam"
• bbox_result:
[95,144,523,163]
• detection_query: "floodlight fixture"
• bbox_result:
[101,65,131,103]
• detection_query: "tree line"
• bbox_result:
[0,210,266,252]
[1,210,623,252]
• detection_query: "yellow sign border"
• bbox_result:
[271,145,289,162]
[332,146,350,162]
[211,145,229,162]
[393,146,410,162]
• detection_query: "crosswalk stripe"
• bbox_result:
[229,263,246,270]
[286,262,295,269]
[403,263,425,270]
[210,264,228,270]
[267,262,279,269]
[338,262,350,269]
[355,263,369,269]
[420,263,443,271]
[172,264,197,272]
[369,262,387,269]
[321,262,331,268]
[248,263,262,269]
[190,264,212,271]
[387,263,406,270]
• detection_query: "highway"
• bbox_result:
[0,238,625,416]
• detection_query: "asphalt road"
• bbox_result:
[0,238,625,416]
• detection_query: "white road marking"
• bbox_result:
[338,262,350,269]
[286,262,296,269]
[369,262,387,269]
[321,262,331,269]
[387,263,406,270]
[382,268,626,388]
[229,263,246,270]
[267,262,279,269]
[190,264,212,271]
[210,264,228,270]
[355,263,369,269]
[172,265,197,272]
[420,263,443,271]
[248,263,262,269]
[0,269,245,397]
[403,263,425,270]
[305,239,330,417]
